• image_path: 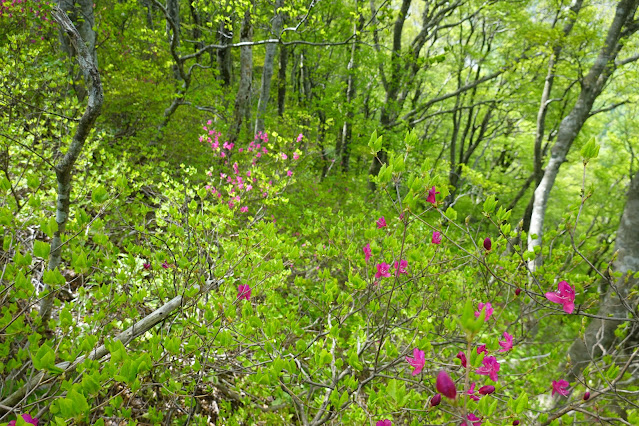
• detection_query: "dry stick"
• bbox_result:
[0,294,185,415]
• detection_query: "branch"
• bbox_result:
[589,100,629,117]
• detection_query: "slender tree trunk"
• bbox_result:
[40,6,104,325]
[255,0,283,134]
[523,0,584,232]
[565,169,639,383]
[527,0,639,269]
[228,4,253,144]
[217,13,233,86]
[277,44,288,117]
[57,0,97,101]
[340,10,364,173]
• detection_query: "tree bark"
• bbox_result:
[57,0,97,101]
[527,0,639,268]
[565,169,639,383]
[40,6,104,325]
[277,44,288,116]
[255,0,283,134]
[228,4,253,144]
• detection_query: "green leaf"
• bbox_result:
[515,390,528,414]
[580,137,600,161]
[33,240,50,259]
[92,186,109,203]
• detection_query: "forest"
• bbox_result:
[1,0,639,424]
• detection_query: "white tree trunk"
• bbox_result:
[527,0,639,269]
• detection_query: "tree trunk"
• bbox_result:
[255,0,283,134]
[217,15,233,87]
[527,0,639,268]
[228,4,253,144]
[40,6,104,325]
[277,44,288,117]
[565,169,639,383]
[57,0,97,101]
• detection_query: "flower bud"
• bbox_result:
[583,391,590,401]
[436,370,457,399]
[478,385,495,395]
[515,288,522,296]
[483,237,492,251]
[430,393,442,407]
[512,421,520,426]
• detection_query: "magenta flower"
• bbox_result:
[426,186,440,204]
[237,284,252,301]
[499,332,513,352]
[476,356,500,382]
[430,393,442,407]
[545,281,575,314]
[405,348,425,376]
[162,261,170,269]
[463,413,482,426]
[515,288,522,296]
[483,237,492,251]
[281,153,288,160]
[432,231,442,244]
[476,344,487,355]
[513,421,520,426]
[436,370,457,399]
[293,152,300,160]
[240,206,248,213]
[297,133,304,143]
[474,302,493,321]
[376,420,392,426]
[456,351,467,368]
[8,415,38,426]
[286,170,293,177]
[363,244,372,262]
[375,263,392,279]
[583,391,590,401]
[376,216,387,228]
[552,379,570,397]
[478,385,495,395]
[143,263,151,270]
[394,259,408,274]
[467,383,480,401]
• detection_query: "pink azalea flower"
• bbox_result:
[552,379,570,397]
[476,344,487,355]
[376,420,392,426]
[467,383,481,401]
[297,133,304,143]
[405,348,425,376]
[478,385,495,395]
[426,186,440,204]
[363,244,372,262]
[143,263,151,270]
[474,302,493,321]
[375,263,392,279]
[483,237,492,251]
[545,281,575,314]
[8,414,38,426]
[436,370,457,399]
[430,393,442,406]
[394,259,408,274]
[456,351,467,368]
[432,231,442,244]
[240,206,248,213]
[293,152,300,160]
[282,153,288,160]
[462,413,482,426]
[376,216,387,228]
[287,170,293,177]
[499,332,513,352]
[476,356,500,382]
[237,284,251,301]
